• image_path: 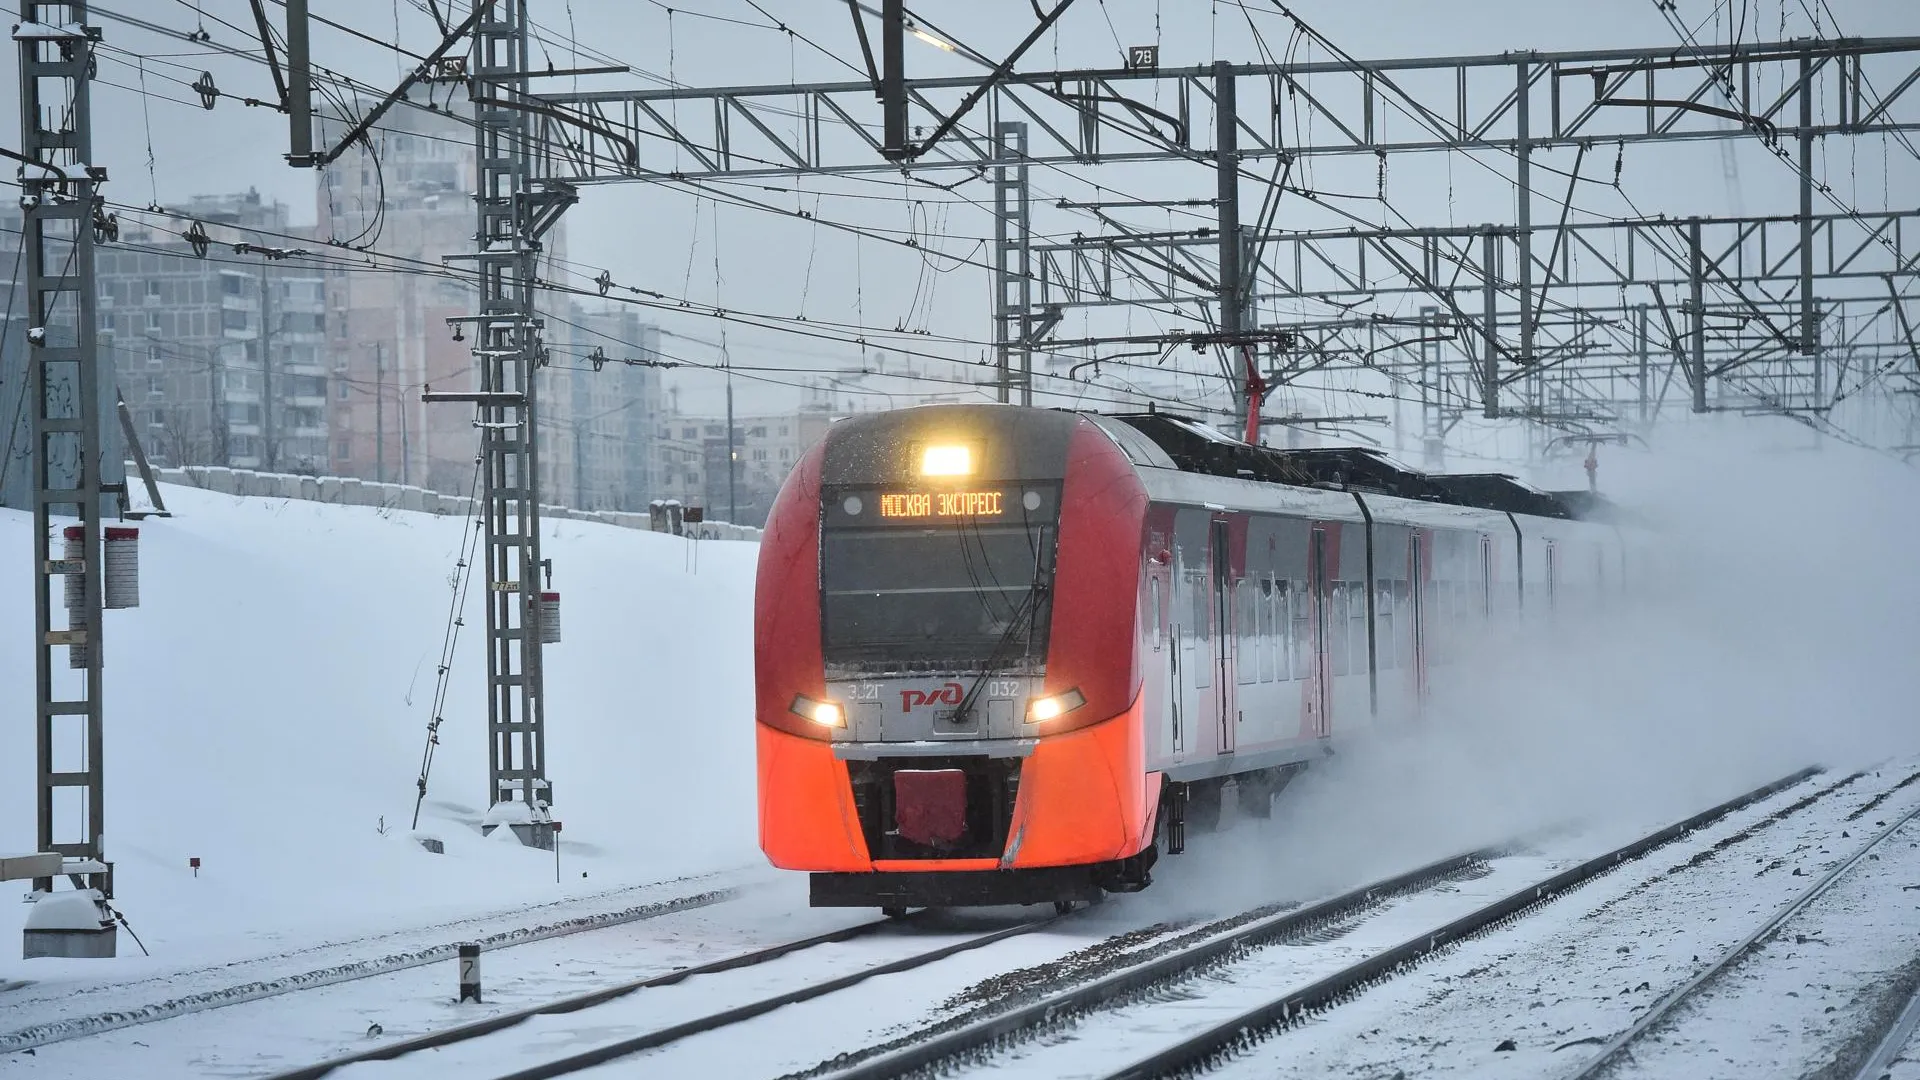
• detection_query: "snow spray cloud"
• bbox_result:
[1154,417,1920,918]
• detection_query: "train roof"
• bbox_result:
[1099,409,1590,522]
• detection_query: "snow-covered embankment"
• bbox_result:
[0,485,761,967]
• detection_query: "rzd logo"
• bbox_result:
[901,682,964,712]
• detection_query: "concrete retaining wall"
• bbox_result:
[136,463,762,540]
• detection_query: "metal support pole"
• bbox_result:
[1215,61,1251,420]
[1515,60,1535,391]
[258,259,275,471]
[20,0,118,958]
[374,341,384,483]
[880,0,907,159]
[285,0,313,164]
[209,341,228,465]
[725,369,736,521]
[991,120,1032,406]
[445,0,570,849]
[1481,230,1500,418]
[400,370,409,485]
[1419,305,1444,468]
[1689,218,1709,413]
[1798,50,1821,400]
[1636,303,1651,424]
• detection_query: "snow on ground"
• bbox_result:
[917,768,1832,1079]
[1,485,764,988]
[1601,807,1920,1080]
[5,875,878,1080]
[1194,762,1920,1080]
[1887,1007,1920,1080]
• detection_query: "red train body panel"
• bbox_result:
[754,404,1622,909]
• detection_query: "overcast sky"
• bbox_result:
[7,0,1915,429]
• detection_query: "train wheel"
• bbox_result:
[1053,900,1075,915]
[882,906,908,918]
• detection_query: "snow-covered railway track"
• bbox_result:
[804,847,1503,1080]
[1566,793,1920,1080]
[0,873,747,1057]
[1856,978,1920,1080]
[1087,767,1841,1080]
[788,767,1824,1080]
[263,911,1058,1080]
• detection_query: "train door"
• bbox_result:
[1175,510,1211,756]
[1212,519,1236,755]
[1411,529,1430,699]
[1160,574,1184,754]
[1305,527,1332,739]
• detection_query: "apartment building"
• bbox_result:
[93,191,329,473]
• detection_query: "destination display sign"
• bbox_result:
[879,490,1005,518]
[827,485,1053,528]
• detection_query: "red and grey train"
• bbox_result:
[754,404,1622,910]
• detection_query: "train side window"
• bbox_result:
[1236,580,1257,685]
[1328,584,1349,677]
[1275,580,1291,681]
[1545,540,1558,611]
[1189,561,1211,689]
[1376,582,1395,671]
[1289,578,1309,680]
[1255,577,1273,683]
[1269,577,1283,681]
[1351,581,1369,672]
[1480,534,1495,618]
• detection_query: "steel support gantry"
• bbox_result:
[530,37,1920,181]
[517,33,1919,449]
[991,121,1034,405]
[427,0,574,848]
[11,0,121,958]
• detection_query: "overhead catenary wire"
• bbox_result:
[74,2,1919,446]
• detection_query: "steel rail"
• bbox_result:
[1568,798,1920,1080]
[1853,977,1920,1080]
[1079,766,1822,1080]
[262,913,898,1080]
[816,847,1497,1080]
[484,914,1058,1080]
[0,882,739,1056]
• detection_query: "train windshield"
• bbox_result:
[822,523,1056,671]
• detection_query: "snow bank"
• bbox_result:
[0,485,761,967]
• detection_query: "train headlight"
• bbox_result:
[1026,688,1086,724]
[790,694,846,729]
[920,444,974,477]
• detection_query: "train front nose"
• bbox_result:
[756,405,1151,905]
